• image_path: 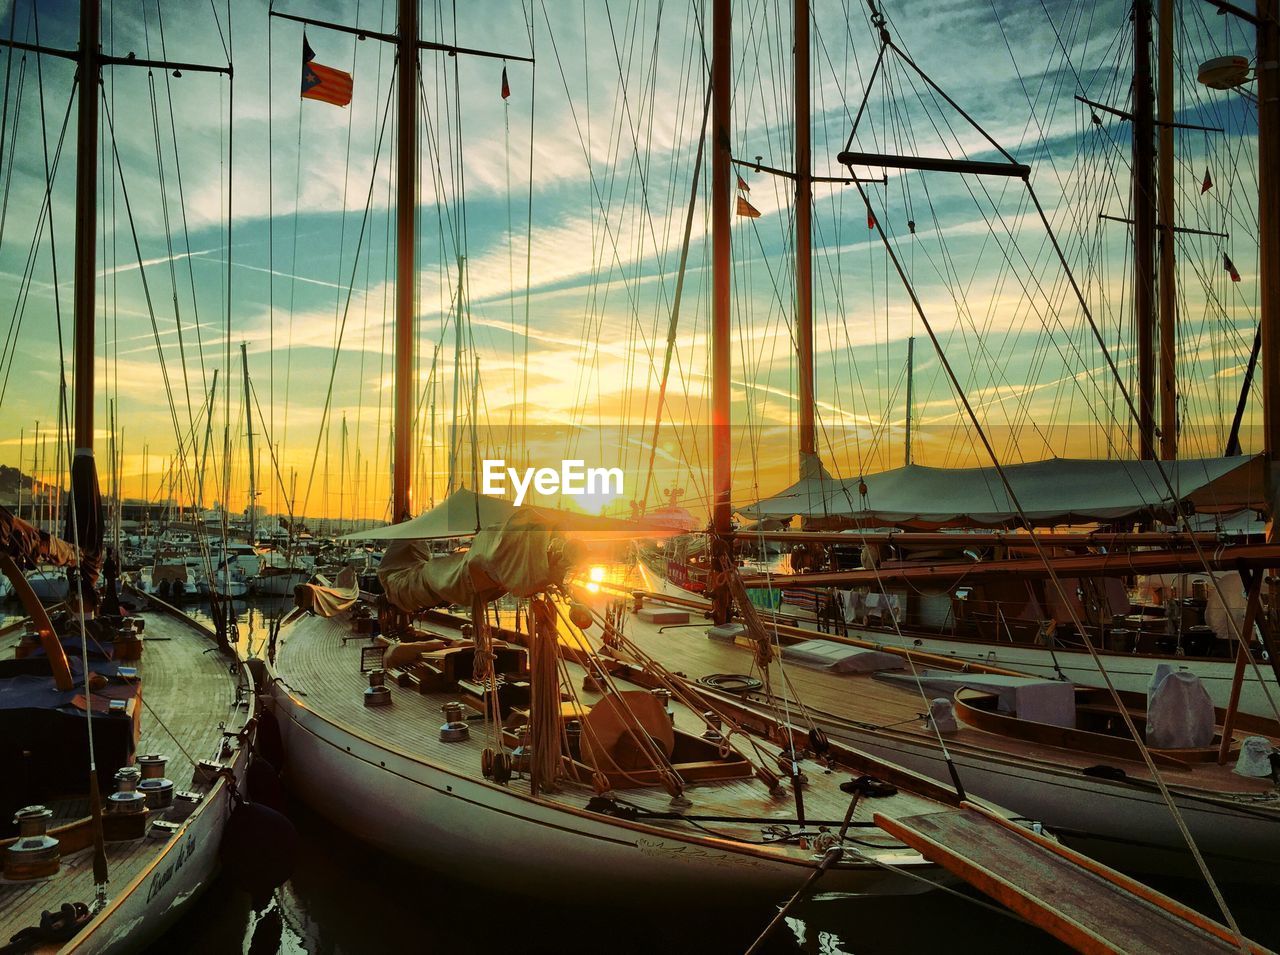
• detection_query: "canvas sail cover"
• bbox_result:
[295,567,360,618]
[0,507,80,567]
[379,508,578,611]
[743,455,1267,529]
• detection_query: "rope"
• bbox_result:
[855,170,1249,950]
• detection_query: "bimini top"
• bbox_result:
[742,454,1267,529]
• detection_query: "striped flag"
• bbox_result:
[302,37,353,107]
[736,196,761,219]
[1223,253,1240,282]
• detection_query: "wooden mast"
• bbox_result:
[267,5,528,523]
[72,0,99,458]
[1260,0,1280,542]
[391,0,418,524]
[710,0,732,624]
[904,336,914,466]
[240,342,257,543]
[795,0,818,480]
[1133,0,1157,460]
[1157,0,1177,460]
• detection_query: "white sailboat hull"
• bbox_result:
[24,571,69,603]
[642,565,1280,718]
[817,721,1280,884]
[848,629,1280,720]
[67,765,245,954]
[252,570,310,597]
[265,678,930,902]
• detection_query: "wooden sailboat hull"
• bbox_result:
[632,569,1280,882]
[264,662,932,902]
[0,605,254,954]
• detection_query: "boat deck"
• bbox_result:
[611,600,1278,800]
[0,608,246,942]
[272,607,946,865]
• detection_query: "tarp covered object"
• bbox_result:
[0,507,79,567]
[379,509,578,612]
[743,455,1267,529]
[295,567,359,618]
[65,451,104,587]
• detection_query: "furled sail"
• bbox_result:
[379,508,577,611]
[743,455,1267,529]
[0,507,80,567]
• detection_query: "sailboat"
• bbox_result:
[628,0,1280,888]
[257,0,1073,906]
[645,0,1280,719]
[0,3,266,949]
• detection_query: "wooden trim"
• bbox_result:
[953,688,1192,769]
[873,810,1114,954]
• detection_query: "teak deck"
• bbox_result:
[613,603,1277,799]
[274,608,943,857]
[0,610,244,942]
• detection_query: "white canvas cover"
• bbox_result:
[1146,670,1215,749]
[743,455,1266,529]
[1234,736,1276,778]
[379,508,578,611]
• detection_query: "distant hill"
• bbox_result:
[0,465,32,493]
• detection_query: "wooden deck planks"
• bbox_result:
[0,610,243,941]
[615,611,1277,795]
[274,609,939,848]
[879,808,1266,954]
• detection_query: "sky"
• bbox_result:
[0,0,1265,522]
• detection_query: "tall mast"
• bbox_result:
[240,343,256,543]
[448,255,464,495]
[72,0,99,456]
[1133,0,1157,461]
[1131,0,1162,458]
[1260,0,1280,539]
[391,0,418,524]
[794,0,817,479]
[268,3,528,520]
[710,0,732,622]
[1157,0,1177,460]
[904,335,914,467]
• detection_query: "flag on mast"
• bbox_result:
[302,37,353,107]
[1201,168,1213,194]
[736,196,761,219]
[736,174,750,192]
[501,66,511,100]
[1223,253,1241,282]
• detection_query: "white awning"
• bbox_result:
[743,455,1267,529]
